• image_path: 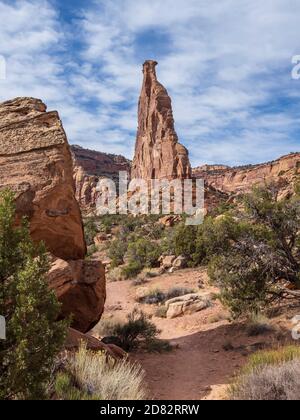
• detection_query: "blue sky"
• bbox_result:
[0,0,300,167]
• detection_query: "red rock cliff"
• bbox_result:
[193,153,300,199]
[131,60,191,180]
[72,145,131,211]
[0,97,106,332]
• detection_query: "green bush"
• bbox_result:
[122,261,144,279]
[83,217,99,246]
[209,185,300,317]
[108,238,128,268]
[127,238,162,269]
[102,309,166,352]
[162,215,241,267]
[0,190,67,400]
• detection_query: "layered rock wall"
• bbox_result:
[193,153,300,198]
[72,145,131,211]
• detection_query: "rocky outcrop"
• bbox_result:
[72,145,131,211]
[165,292,212,319]
[131,60,191,181]
[193,153,300,198]
[0,97,86,260]
[48,257,106,333]
[66,328,127,360]
[0,97,106,333]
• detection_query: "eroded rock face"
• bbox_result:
[193,153,300,197]
[72,145,131,211]
[0,97,107,332]
[132,60,191,181]
[48,257,106,333]
[0,97,86,260]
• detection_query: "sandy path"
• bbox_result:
[98,268,279,400]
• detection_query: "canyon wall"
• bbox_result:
[72,145,131,211]
[193,153,300,198]
[131,60,191,181]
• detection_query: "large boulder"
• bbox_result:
[165,292,212,319]
[66,328,127,361]
[0,97,86,260]
[48,257,106,333]
[0,97,106,332]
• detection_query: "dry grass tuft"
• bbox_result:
[56,343,146,400]
[230,345,300,400]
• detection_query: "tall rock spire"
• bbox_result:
[131,60,191,180]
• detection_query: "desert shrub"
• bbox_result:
[83,217,99,246]
[231,346,300,400]
[111,310,159,351]
[56,344,146,400]
[209,184,300,317]
[138,287,194,305]
[172,224,198,262]
[99,310,165,352]
[132,277,150,287]
[55,372,94,400]
[146,339,173,353]
[86,244,98,257]
[126,238,162,269]
[246,313,275,337]
[231,358,300,400]
[107,267,126,282]
[120,238,162,279]
[0,190,67,400]
[92,317,122,338]
[122,261,144,279]
[151,224,165,240]
[108,238,128,268]
[138,289,166,304]
[163,215,241,267]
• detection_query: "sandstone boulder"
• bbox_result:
[165,292,212,319]
[66,328,127,361]
[48,257,106,333]
[0,97,86,260]
[173,255,187,270]
[159,255,176,270]
[131,61,191,181]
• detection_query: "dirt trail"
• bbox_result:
[98,268,283,400]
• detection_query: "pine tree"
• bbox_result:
[0,190,67,400]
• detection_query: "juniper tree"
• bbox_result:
[0,190,67,400]
[209,184,300,317]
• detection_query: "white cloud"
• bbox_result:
[0,0,299,165]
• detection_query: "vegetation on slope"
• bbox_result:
[0,190,67,400]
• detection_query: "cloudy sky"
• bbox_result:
[0,0,300,166]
